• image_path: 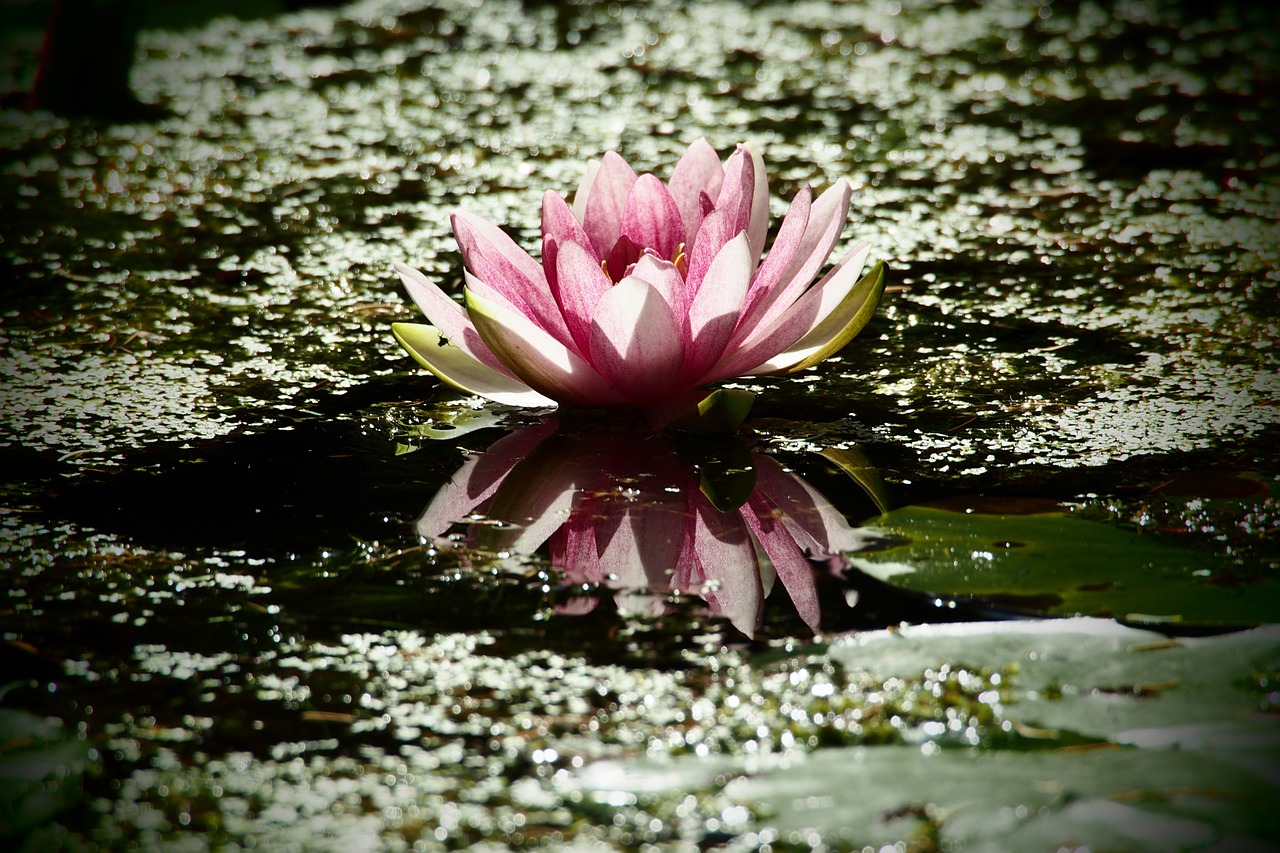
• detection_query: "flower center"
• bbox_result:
[599,242,688,283]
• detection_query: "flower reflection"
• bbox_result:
[416,420,882,636]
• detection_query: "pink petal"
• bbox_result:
[749,252,880,376]
[751,454,872,557]
[553,239,614,355]
[414,422,558,540]
[698,190,716,220]
[570,159,600,221]
[689,494,762,635]
[553,595,600,616]
[587,275,686,405]
[710,145,756,247]
[633,502,692,588]
[551,507,603,585]
[604,233,642,282]
[683,207,734,296]
[629,254,686,318]
[667,138,724,246]
[541,189,594,290]
[729,186,812,344]
[744,180,853,341]
[682,232,753,384]
[452,210,578,353]
[743,493,822,634]
[746,145,769,261]
[394,261,515,377]
[621,174,685,262]
[502,480,581,556]
[707,239,871,381]
[597,506,685,593]
[580,151,637,258]
[461,457,583,555]
[465,278,625,406]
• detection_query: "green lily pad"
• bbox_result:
[850,506,1278,625]
[569,620,1280,851]
[739,621,1280,849]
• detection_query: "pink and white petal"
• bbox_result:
[394,262,514,376]
[461,469,582,557]
[392,322,555,408]
[667,138,724,245]
[629,254,686,316]
[751,453,876,558]
[553,239,614,354]
[414,422,559,540]
[451,209,545,295]
[712,145,756,242]
[553,595,600,615]
[633,501,693,588]
[742,494,823,634]
[551,508,604,584]
[683,207,735,293]
[571,158,600,221]
[668,500,702,590]
[581,151,638,258]
[595,507,679,594]
[785,180,854,283]
[621,174,685,262]
[467,423,565,508]
[452,210,577,350]
[542,190,594,286]
[729,186,812,342]
[682,232,753,384]
[738,181,853,345]
[604,233,642,281]
[462,268,522,315]
[704,242,872,381]
[464,286,625,406]
[749,259,885,375]
[698,189,716,220]
[588,275,686,404]
[746,145,769,260]
[690,495,762,635]
[498,478,580,556]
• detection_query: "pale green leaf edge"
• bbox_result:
[391,322,554,408]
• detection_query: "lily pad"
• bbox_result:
[849,506,1278,626]
[570,619,1280,851]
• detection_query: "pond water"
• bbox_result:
[2,0,1278,849]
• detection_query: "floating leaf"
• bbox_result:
[568,620,1280,851]
[850,506,1279,626]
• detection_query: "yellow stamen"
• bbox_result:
[672,242,688,278]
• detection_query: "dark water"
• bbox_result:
[2,0,1278,848]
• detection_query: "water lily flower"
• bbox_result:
[392,139,885,428]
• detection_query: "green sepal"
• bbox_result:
[667,388,757,434]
